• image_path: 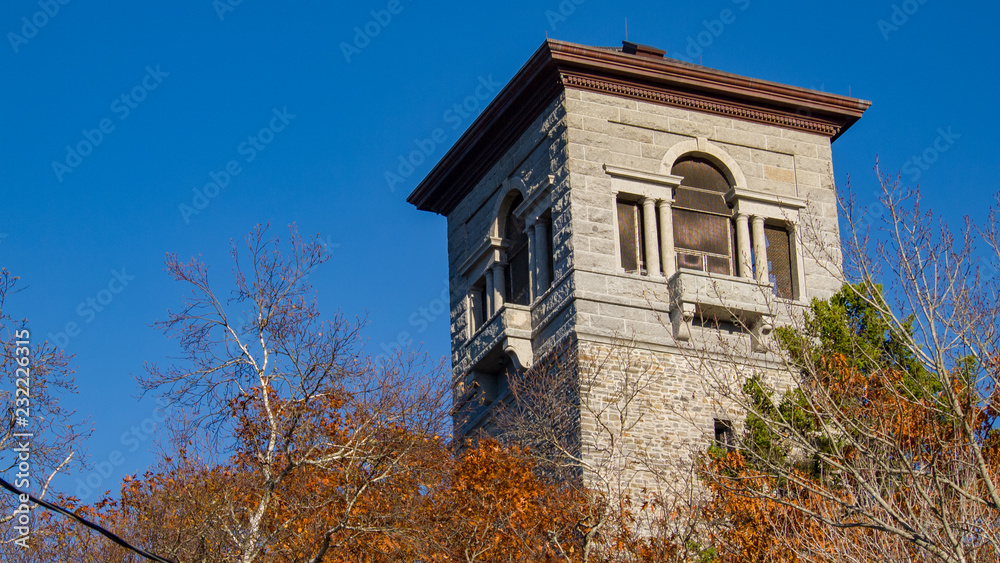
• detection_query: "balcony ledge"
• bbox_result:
[668,270,774,349]
[466,303,533,371]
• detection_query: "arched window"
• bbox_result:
[503,194,530,306]
[670,157,735,276]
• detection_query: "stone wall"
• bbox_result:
[563,87,844,351]
[446,84,846,473]
[575,338,797,504]
[446,93,573,404]
[560,87,844,495]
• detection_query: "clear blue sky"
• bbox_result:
[2,0,997,500]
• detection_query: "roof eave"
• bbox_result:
[406,41,562,214]
[408,39,871,216]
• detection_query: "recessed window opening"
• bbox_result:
[671,157,734,276]
[504,194,530,306]
[714,418,735,452]
[617,198,646,274]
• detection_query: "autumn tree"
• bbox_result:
[0,270,90,559]
[693,169,1000,563]
[99,224,451,562]
[44,419,596,562]
[29,224,612,563]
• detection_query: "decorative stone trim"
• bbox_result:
[462,303,533,376]
[511,174,555,225]
[605,164,679,278]
[725,187,807,213]
[458,236,506,279]
[668,270,774,343]
[603,164,683,188]
[562,73,841,137]
[659,139,749,189]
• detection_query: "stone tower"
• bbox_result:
[407,40,868,487]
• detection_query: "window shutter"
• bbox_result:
[617,200,643,273]
[674,186,729,215]
[764,225,793,299]
[671,158,730,194]
[673,209,731,257]
[677,252,704,272]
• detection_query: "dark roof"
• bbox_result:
[407,39,871,216]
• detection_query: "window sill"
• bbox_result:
[614,267,667,281]
[668,270,775,348]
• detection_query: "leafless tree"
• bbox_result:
[496,339,708,562]
[131,224,449,563]
[686,166,1000,563]
[0,269,90,558]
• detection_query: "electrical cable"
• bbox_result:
[0,476,176,563]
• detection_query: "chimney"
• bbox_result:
[622,41,666,60]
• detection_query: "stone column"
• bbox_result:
[492,262,506,311]
[526,221,537,301]
[469,287,483,329]
[642,197,660,276]
[736,213,753,279]
[534,218,550,292]
[484,270,495,316]
[752,216,768,283]
[657,200,675,278]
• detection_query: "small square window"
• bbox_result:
[714,418,735,452]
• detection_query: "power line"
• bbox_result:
[0,476,176,563]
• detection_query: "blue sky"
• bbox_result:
[1,0,997,500]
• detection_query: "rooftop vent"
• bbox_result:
[622,41,666,60]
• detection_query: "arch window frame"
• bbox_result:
[670,156,737,277]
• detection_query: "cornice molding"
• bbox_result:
[563,73,840,137]
[408,39,871,216]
